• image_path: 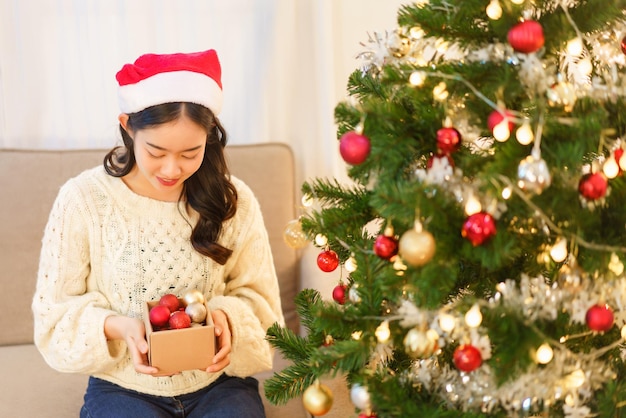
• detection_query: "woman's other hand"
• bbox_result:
[205,309,231,373]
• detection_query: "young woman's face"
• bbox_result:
[121,114,207,201]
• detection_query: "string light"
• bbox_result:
[535,343,554,364]
[501,187,512,200]
[464,194,482,216]
[549,237,568,263]
[486,0,502,20]
[603,156,619,179]
[433,82,449,101]
[566,38,584,56]
[511,0,524,4]
[516,122,534,145]
[375,321,391,343]
[439,312,456,333]
[345,255,358,273]
[409,71,426,87]
[315,234,328,246]
[493,120,511,142]
[465,304,483,328]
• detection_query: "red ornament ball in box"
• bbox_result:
[159,293,180,313]
[586,304,614,332]
[373,234,399,260]
[169,311,192,329]
[578,172,608,200]
[461,212,497,246]
[332,284,348,305]
[339,131,371,165]
[507,20,545,53]
[436,127,462,154]
[317,250,340,272]
[149,304,171,328]
[487,109,515,133]
[453,344,482,372]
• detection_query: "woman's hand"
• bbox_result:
[205,309,231,373]
[104,315,159,375]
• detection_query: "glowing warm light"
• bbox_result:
[465,304,483,328]
[567,38,583,56]
[352,331,363,340]
[409,71,426,87]
[486,0,502,20]
[516,122,534,145]
[315,234,328,246]
[549,237,568,263]
[536,343,554,364]
[464,195,482,216]
[621,325,626,340]
[493,120,511,142]
[511,0,524,4]
[375,321,391,343]
[439,313,456,333]
[345,256,358,273]
[603,156,620,179]
[501,187,512,200]
[433,82,449,101]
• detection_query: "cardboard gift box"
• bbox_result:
[143,299,215,376]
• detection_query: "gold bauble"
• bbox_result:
[302,382,334,416]
[185,302,207,323]
[283,219,309,249]
[403,328,439,359]
[398,229,436,267]
[183,289,205,306]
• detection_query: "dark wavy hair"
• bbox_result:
[104,102,237,265]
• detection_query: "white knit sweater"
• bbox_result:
[32,166,284,397]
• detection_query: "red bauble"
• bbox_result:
[427,153,455,169]
[317,250,340,272]
[332,284,348,304]
[159,293,180,313]
[373,234,399,260]
[621,35,626,55]
[436,127,462,154]
[453,344,482,372]
[615,148,624,174]
[149,305,171,328]
[461,212,497,246]
[578,172,608,200]
[507,20,545,53]
[169,311,192,329]
[487,109,515,133]
[339,131,371,165]
[586,304,614,332]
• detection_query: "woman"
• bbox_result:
[32,49,283,418]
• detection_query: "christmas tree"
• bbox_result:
[266,1,626,417]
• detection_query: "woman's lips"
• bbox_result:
[157,177,179,187]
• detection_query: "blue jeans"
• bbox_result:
[80,374,266,418]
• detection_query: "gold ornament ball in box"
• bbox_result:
[185,302,207,323]
[183,289,205,306]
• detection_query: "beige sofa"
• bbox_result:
[0,144,352,417]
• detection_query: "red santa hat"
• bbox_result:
[116,49,223,115]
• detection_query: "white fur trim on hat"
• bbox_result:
[117,70,223,115]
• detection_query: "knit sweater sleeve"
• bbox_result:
[207,180,285,377]
[32,177,124,374]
